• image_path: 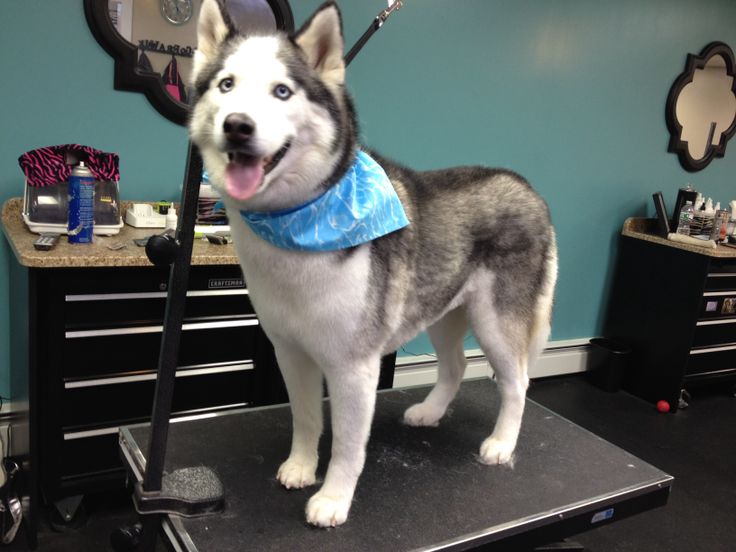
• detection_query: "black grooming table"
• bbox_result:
[119,379,673,551]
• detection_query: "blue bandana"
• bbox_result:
[239,151,410,251]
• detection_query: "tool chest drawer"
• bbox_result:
[61,364,255,429]
[692,319,736,347]
[61,265,254,327]
[687,345,736,376]
[51,265,247,295]
[699,292,736,319]
[62,318,260,378]
[64,289,255,328]
[703,273,736,291]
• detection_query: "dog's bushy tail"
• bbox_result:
[526,229,558,381]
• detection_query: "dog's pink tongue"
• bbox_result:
[225,162,263,201]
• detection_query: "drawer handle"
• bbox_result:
[65,289,248,302]
[690,344,736,355]
[64,362,254,389]
[65,317,259,338]
[696,318,736,326]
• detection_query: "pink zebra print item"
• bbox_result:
[18,144,120,187]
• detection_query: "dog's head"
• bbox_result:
[189,0,358,212]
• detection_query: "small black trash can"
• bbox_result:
[587,338,631,392]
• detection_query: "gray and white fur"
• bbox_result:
[189,0,558,528]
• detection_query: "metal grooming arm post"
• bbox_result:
[135,143,218,551]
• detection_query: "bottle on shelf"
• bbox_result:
[676,201,694,235]
[166,207,178,231]
[702,198,716,238]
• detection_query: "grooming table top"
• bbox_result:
[120,378,673,551]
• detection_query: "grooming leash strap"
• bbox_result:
[344,1,404,66]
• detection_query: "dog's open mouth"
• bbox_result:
[224,141,291,201]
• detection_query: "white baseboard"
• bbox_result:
[393,339,591,389]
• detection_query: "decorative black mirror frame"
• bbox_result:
[84,0,295,126]
[665,41,736,172]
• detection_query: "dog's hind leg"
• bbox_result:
[306,355,381,527]
[470,251,556,465]
[469,306,531,466]
[403,307,468,427]
[274,343,324,490]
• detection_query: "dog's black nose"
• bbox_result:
[223,113,255,145]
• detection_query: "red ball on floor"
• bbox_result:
[656,400,670,413]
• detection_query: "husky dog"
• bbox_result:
[189,0,557,528]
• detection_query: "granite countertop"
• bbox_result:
[622,217,736,258]
[1,197,238,268]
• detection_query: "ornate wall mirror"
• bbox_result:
[666,41,736,172]
[85,0,294,126]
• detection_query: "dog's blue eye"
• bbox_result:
[273,84,293,100]
[218,78,234,93]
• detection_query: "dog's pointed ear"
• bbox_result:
[196,0,235,63]
[295,2,345,86]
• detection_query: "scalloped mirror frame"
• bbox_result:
[666,41,736,172]
[84,0,295,126]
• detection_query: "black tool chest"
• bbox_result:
[604,233,736,410]
[29,264,286,504]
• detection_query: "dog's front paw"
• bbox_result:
[403,402,443,427]
[479,437,515,465]
[277,456,317,490]
[305,492,350,527]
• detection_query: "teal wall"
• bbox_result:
[2,1,736,395]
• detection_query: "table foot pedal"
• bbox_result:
[134,466,224,517]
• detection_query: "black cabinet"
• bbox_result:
[604,225,736,410]
[27,265,286,504]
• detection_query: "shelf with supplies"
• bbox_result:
[621,217,736,258]
[1,197,237,268]
[603,217,736,412]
